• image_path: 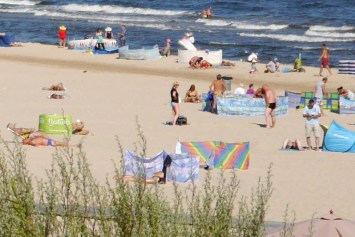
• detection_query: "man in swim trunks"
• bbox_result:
[319,43,332,77]
[22,134,74,147]
[262,84,276,128]
[209,74,226,114]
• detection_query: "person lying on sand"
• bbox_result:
[48,93,67,99]
[72,120,90,135]
[42,83,65,91]
[200,59,213,69]
[7,123,48,139]
[282,138,304,151]
[22,134,76,147]
[337,86,354,100]
[221,60,235,67]
[118,171,165,184]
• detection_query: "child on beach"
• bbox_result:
[250,59,258,73]
[58,25,67,48]
[95,29,105,50]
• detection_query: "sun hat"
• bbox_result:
[105,27,112,32]
[59,25,66,31]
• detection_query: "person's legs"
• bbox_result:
[326,65,332,76]
[212,94,217,113]
[265,107,271,128]
[319,65,323,76]
[295,139,303,151]
[282,138,289,149]
[271,108,276,128]
[313,124,321,151]
[172,103,179,125]
[305,123,312,149]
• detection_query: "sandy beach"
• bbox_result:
[0,43,354,222]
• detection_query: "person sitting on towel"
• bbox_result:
[337,86,354,100]
[282,138,304,151]
[221,60,235,67]
[189,56,203,69]
[184,84,201,103]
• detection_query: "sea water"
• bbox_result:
[0,0,354,66]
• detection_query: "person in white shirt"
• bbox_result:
[337,86,354,100]
[303,99,321,151]
[234,83,246,95]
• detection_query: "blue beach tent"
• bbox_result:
[323,121,355,153]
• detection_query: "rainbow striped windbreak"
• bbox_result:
[179,141,250,170]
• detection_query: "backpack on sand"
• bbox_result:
[176,116,187,126]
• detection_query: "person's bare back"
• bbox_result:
[210,79,226,96]
[263,86,276,104]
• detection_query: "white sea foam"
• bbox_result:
[309,25,354,32]
[62,4,188,16]
[240,33,355,42]
[0,0,39,5]
[195,18,232,26]
[305,30,355,38]
[0,8,32,13]
[232,22,288,30]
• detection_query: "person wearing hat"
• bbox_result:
[58,25,67,48]
[105,27,113,39]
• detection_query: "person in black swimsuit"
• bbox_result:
[262,84,277,128]
[170,81,180,125]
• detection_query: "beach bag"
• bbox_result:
[176,116,187,126]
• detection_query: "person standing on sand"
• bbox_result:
[118,25,126,47]
[209,74,226,114]
[313,77,328,116]
[303,99,321,151]
[262,84,276,128]
[58,25,67,48]
[319,43,332,76]
[170,81,180,125]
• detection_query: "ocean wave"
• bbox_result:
[209,41,239,46]
[305,30,355,38]
[232,22,288,31]
[62,4,189,16]
[0,0,39,5]
[0,8,32,13]
[309,25,354,32]
[240,33,355,42]
[195,18,232,26]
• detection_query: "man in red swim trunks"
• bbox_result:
[319,43,332,77]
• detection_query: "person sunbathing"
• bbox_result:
[282,138,303,151]
[22,134,75,147]
[72,120,90,135]
[221,60,235,67]
[337,86,354,100]
[48,93,66,99]
[200,59,213,69]
[7,123,47,139]
[42,83,65,91]
[184,84,202,103]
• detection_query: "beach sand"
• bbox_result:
[0,43,354,222]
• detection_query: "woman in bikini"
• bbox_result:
[184,84,201,103]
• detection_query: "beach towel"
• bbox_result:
[167,153,199,183]
[124,150,166,179]
[214,142,250,170]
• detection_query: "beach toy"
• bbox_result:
[38,114,72,135]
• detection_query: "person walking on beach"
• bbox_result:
[209,74,226,114]
[303,99,321,151]
[118,25,126,47]
[313,77,328,116]
[170,81,180,125]
[262,84,276,128]
[58,25,67,48]
[319,43,332,76]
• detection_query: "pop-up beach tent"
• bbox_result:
[323,121,355,153]
[0,34,15,47]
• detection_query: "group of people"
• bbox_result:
[189,56,213,69]
[57,25,127,49]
